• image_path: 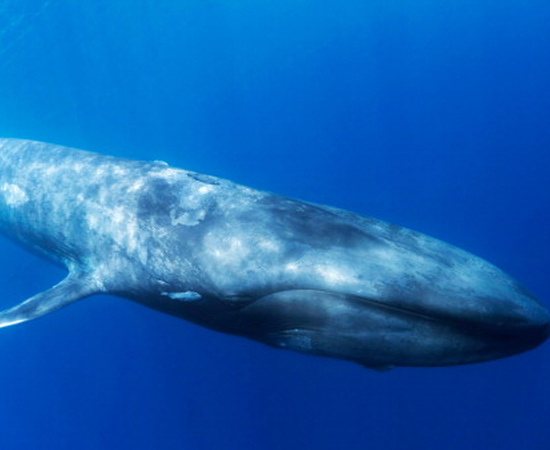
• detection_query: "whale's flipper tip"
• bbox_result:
[0,272,97,329]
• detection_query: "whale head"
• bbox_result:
[192,196,549,369]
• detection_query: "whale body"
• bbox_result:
[0,138,547,369]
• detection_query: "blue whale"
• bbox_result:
[0,138,548,369]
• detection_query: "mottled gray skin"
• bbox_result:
[0,138,548,369]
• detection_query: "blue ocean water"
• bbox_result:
[1,1,549,449]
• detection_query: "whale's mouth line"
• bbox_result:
[253,288,549,341]
[253,288,442,321]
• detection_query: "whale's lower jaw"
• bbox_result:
[240,290,549,368]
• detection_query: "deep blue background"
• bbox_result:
[1,1,549,449]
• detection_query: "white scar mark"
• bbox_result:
[0,183,29,206]
[161,291,202,301]
[170,208,206,226]
[169,185,214,227]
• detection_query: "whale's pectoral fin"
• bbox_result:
[0,272,97,329]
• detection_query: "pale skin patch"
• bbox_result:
[0,183,29,206]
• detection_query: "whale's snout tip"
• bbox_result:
[527,319,550,348]
[510,293,550,351]
[465,287,550,360]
